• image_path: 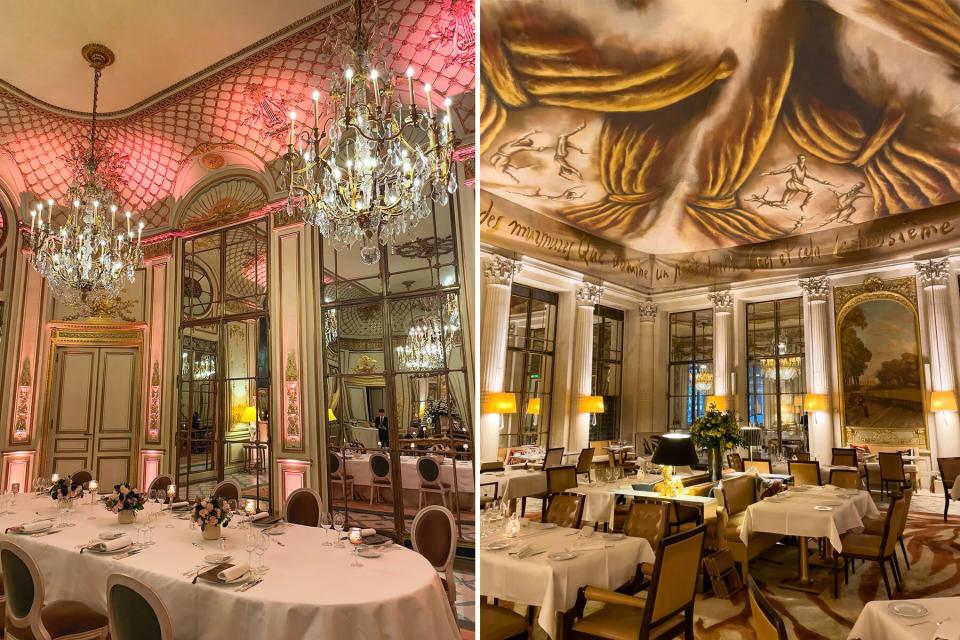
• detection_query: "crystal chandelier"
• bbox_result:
[761,342,801,381]
[283,0,458,265]
[27,44,145,307]
[396,293,460,371]
[694,365,713,393]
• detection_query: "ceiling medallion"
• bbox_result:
[283,0,458,265]
[27,44,146,307]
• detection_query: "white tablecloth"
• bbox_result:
[482,469,547,502]
[849,597,960,639]
[740,486,879,551]
[2,497,459,639]
[569,482,637,525]
[479,524,654,639]
[346,454,474,492]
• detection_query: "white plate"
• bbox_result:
[817,500,842,507]
[813,506,833,511]
[548,551,577,561]
[264,528,285,536]
[529,522,557,530]
[604,533,625,541]
[483,541,510,551]
[888,601,928,618]
[99,531,125,540]
[89,543,133,554]
[358,548,381,559]
[204,553,231,564]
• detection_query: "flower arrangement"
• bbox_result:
[103,483,146,513]
[190,496,232,531]
[49,477,83,501]
[690,405,743,451]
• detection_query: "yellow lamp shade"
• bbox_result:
[327,408,336,421]
[578,395,605,414]
[930,390,958,412]
[803,393,829,412]
[526,397,541,416]
[240,406,257,423]
[483,392,517,414]
[705,395,730,411]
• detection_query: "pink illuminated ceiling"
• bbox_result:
[0,0,476,230]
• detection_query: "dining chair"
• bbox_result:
[834,493,908,599]
[567,525,707,640]
[542,447,564,470]
[727,453,744,472]
[329,451,356,500]
[411,506,458,613]
[546,466,578,495]
[146,474,174,496]
[792,452,811,462]
[284,487,323,527]
[368,453,393,505]
[747,576,787,640]
[481,461,505,473]
[878,452,909,499]
[575,447,594,482]
[479,480,499,511]
[543,493,585,529]
[211,480,241,502]
[106,573,173,640]
[620,500,669,589]
[744,459,772,474]
[417,456,453,509]
[862,488,913,571]
[831,448,858,468]
[787,460,821,486]
[70,470,93,488]
[937,457,960,522]
[479,602,528,640]
[828,468,862,490]
[1,540,109,640]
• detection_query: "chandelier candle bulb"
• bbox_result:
[312,90,320,130]
[345,67,354,110]
[424,83,433,115]
[370,68,380,107]
[288,111,296,147]
[406,66,415,106]
[125,210,131,234]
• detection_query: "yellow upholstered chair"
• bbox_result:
[567,526,707,640]
[715,474,782,577]
[621,501,670,588]
[727,453,744,472]
[878,452,909,499]
[480,603,528,640]
[835,493,909,599]
[828,468,862,490]
[743,459,772,474]
[747,576,787,640]
[862,488,913,570]
[937,457,960,522]
[831,448,858,468]
[787,460,821,487]
[543,494,585,529]
[576,448,594,482]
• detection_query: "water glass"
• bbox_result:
[254,533,270,575]
[333,512,346,548]
[320,512,333,546]
[244,530,258,568]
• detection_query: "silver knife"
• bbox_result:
[237,578,263,592]
[31,529,63,537]
[113,549,143,560]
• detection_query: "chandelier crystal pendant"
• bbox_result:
[395,293,461,371]
[27,44,145,307]
[283,0,458,265]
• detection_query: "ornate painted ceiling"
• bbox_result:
[0,0,476,230]
[479,0,960,291]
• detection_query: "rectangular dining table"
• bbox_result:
[739,485,879,593]
[482,468,547,503]
[1,496,459,639]
[848,597,960,639]
[479,523,654,639]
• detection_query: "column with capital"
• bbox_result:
[568,283,603,453]
[799,276,835,461]
[916,259,959,459]
[479,256,521,462]
[636,300,658,433]
[708,291,734,406]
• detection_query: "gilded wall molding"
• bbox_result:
[833,275,918,317]
[12,359,31,443]
[284,352,302,450]
[147,361,161,443]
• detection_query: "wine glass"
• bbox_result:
[244,530,258,570]
[332,512,346,548]
[254,533,270,576]
[348,527,364,567]
[320,512,333,546]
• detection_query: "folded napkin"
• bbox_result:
[217,563,251,582]
[823,484,839,491]
[572,540,606,551]
[89,535,132,552]
[935,620,960,640]
[19,520,54,533]
[248,512,270,522]
[361,528,377,537]
[162,501,190,511]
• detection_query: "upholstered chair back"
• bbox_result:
[831,448,858,467]
[623,500,669,549]
[828,468,861,490]
[543,494,585,529]
[417,457,442,486]
[939,457,960,492]
[542,447,564,470]
[212,480,241,502]
[370,453,391,480]
[546,466,578,495]
[747,576,787,640]
[575,448,593,474]
[743,459,772,474]
[1,541,44,635]
[788,460,821,487]
[719,474,755,516]
[147,474,173,495]
[881,494,909,557]
[108,574,173,640]
[480,461,504,473]
[878,452,906,483]
[70,469,94,487]
[647,526,706,625]
[285,488,323,527]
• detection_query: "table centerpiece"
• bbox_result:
[104,483,146,524]
[190,496,232,540]
[690,404,743,482]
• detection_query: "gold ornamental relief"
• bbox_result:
[833,275,917,317]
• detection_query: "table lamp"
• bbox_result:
[651,433,699,497]
[740,426,762,461]
[240,406,257,436]
[327,408,337,421]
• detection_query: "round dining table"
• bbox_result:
[1,495,459,639]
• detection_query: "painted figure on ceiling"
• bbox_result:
[759,154,836,211]
[552,121,588,182]
[489,130,549,183]
[819,183,872,227]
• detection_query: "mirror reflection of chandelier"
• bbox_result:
[27,44,145,306]
[762,342,801,380]
[182,352,216,380]
[396,293,460,371]
[284,0,457,265]
[694,365,713,393]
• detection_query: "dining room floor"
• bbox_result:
[509,488,960,638]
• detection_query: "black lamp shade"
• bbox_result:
[652,434,699,467]
[740,426,762,447]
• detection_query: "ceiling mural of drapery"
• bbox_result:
[480,0,960,291]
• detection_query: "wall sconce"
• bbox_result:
[704,394,730,412]
[526,397,541,426]
[578,395,604,427]
[327,408,337,422]
[483,392,517,415]
[803,393,829,413]
[930,390,958,412]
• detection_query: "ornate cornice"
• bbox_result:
[799,275,830,302]
[576,282,603,307]
[638,299,658,322]
[833,275,918,316]
[482,255,521,287]
[707,290,733,313]
[915,258,950,288]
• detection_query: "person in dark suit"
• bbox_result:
[374,409,389,448]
